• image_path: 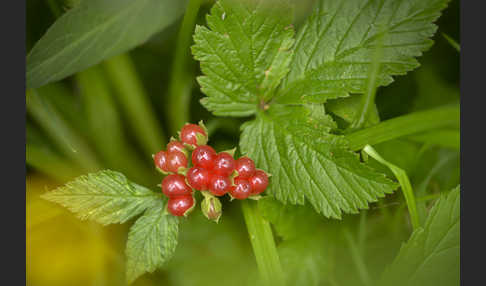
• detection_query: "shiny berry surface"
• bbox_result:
[191,145,216,169]
[230,178,252,200]
[162,174,192,197]
[154,150,169,172]
[167,140,186,154]
[167,195,194,216]
[167,150,188,173]
[249,170,269,195]
[181,124,206,146]
[213,152,235,176]
[209,174,231,196]
[234,157,256,179]
[186,166,210,190]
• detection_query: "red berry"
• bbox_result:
[161,174,192,197]
[209,174,231,196]
[154,150,169,172]
[213,152,236,176]
[167,150,188,173]
[186,166,210,191]
[235,157,256,179]
[167,195,194,216]
[192,145,216,169]
[181,123,207,146]
[230,178,252,200]
[249,170,269,195]
[167,140,186,154]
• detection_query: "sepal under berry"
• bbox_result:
[153,151,170,174]
[177,166,189,176]
[168,137,189,157]
[180,122,208,148]
[195,132,208,146]
[155,166,170,175]
[229,169,239,181]
[198,120,209,137]
[221,147,237,157]
[182,195,196,217]
[166,195,195,217]
[201,192,222,223]
[227,192,236,202]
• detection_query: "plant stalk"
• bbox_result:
[350,31,384,129]
[76,66,156,186]
[103,53,166,156]
[345,104,459,151]
[344,228,371,286]
[26,89,101,172]
[167,0,202,134]
[241,200,285,286]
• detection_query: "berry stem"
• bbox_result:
[241,200,285,286]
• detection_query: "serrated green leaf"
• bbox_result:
[277,0,451,104]
[379,186,460,286]
[41,170,160,225]
[27,0,187,89]
[125,200,179,284]
[240,105,398,218]
[192,0,294,116]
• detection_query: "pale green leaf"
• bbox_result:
[326,94,380,128]
[27,0,187,89]
[258,196,322,240]
[41,170,160,225]
[192,0,294,116]
[379,186,460,286]
[240,105,397,218]
[125,200,179,284]
[277,0,451,104]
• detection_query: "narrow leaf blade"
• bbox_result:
[27,0,187,88]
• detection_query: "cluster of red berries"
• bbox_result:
[153,122,269,219]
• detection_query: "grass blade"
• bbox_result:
[363,145,420,230]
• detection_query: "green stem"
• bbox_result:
[363,145,420,230]
[167,0,202,134]
[103,53,166,156]
[26,143,82,181]
[442,33,460,52]
[26,89,101,172]
[76,66,156,186]
[241,200,285,286]
[343,228,371,286]
[345,104,459,151]
[357,210,367,252]
[351,31,384,129]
